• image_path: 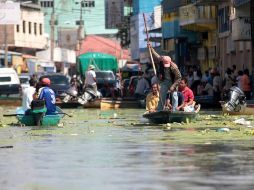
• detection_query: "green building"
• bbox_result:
[39,0,118,41]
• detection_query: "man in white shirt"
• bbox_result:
[84,65,97,92]
[22,79,36,111]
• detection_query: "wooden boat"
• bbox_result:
[100,98,144,110]
[83,99,101,108]
[16,106,64,126]
[143,110,197,124]
[221,103,254,115]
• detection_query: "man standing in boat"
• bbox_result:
[84,65,97,93]
[38,78,56,115]
[147,43,182,111]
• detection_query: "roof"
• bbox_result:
[78,35,130,60]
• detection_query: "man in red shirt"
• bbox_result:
[178,78,200,112]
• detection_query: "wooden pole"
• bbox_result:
[143,13,157,75]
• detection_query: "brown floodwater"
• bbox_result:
[0,107,254,190]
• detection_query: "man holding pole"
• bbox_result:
[147,43,182,111]
[143,13,181,111]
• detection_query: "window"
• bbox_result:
[28,22,31,34]
[34,23,37,35]
[39,24,42,35]
[40,0,54,8]
[218,6,230,33]
[16,25,20,32]
[0,77,11,82]
[23,21,26,33]
[81,1,95,7]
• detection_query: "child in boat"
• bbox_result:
[178,78,200,113]
[164,88,184,111]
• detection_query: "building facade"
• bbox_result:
[39,0,119,44]
[130,0,162,61]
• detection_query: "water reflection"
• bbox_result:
[0,108,254,190]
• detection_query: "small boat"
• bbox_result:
[16,106,64,126]
[100,98,144,110]
[221,103,254,115]
[143,110,197,124]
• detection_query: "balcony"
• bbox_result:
[179,4,216,31]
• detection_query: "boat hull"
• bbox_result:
[222,104,254,115]
[16,107,64,126]
[143,110,197,124]
[100,99,143,110]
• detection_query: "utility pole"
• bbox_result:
[251,0,254,96]
[50,0,55,61]
[78,1,85,51]
[4,24,8,67]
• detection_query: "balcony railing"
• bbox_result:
[179,4,216,31]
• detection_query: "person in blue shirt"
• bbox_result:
[38,78,56,115]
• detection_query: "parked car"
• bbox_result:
[0,68,20,96]
[39,73,70,99]
[95,71,116,89]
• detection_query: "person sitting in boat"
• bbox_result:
[22,79,37,112]
[145,83,159,113]
[178,78,200,113]
[38,78,56,115]
[164,88,184,112]
[148,43,182,111]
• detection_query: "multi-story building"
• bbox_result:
[0,3,47,67]
[219,0,252,75]
[39,0,119,46]
[161,0,198,72]
[130,0,162,61]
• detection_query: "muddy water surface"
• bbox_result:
[0,108,254,190]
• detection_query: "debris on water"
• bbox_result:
[57,123,64,127]
[70,134,78,136]
[244,130,254,135]
[113,113,117,118]
[233,118,251,125]
[217,128,230,132]
[166,123,171,127]
[246,125,254,128]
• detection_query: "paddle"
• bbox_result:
[3,114,24,117]
[3,112,73,117]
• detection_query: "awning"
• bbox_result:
[78,52,118,76]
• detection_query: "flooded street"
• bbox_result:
[1,108,254,190]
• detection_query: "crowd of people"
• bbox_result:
[20,50,252,115]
